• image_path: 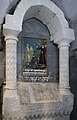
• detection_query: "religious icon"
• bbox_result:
[26,44,34,65]
[22,37,47,76]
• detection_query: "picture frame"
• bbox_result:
[22,37,48,77]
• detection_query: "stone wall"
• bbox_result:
[0,51,4,80]
[0,30,5,81]
[70,50,77,120]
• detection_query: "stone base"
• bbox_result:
[3,89,21,119]
[59,87,71,95]
[3,82,74,120]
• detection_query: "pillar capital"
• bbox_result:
[58,41,70,48]
[54,28,75,46]
[3,23,22,39]
[4,36,18,42]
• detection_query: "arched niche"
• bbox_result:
[18,18,59,82]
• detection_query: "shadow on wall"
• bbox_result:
[70,50,77,120]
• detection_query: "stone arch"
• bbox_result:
[17,17,59,82]
[3,0,75,95]
[3,0,74,44]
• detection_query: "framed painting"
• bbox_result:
[22,37,48,77]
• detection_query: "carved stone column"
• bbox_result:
[58,42,70,94]
[5,37,18,90]
[3,28,21,115]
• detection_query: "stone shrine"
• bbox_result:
[2,0,75,120]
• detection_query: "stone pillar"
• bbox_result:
[3,29,21,115]
[5,37,18,90]
[58,42,70,94]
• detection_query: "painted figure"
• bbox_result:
[26,44,34,65]
[29,46,34,61]
[39,44,46,66]
[37,43,46,68]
